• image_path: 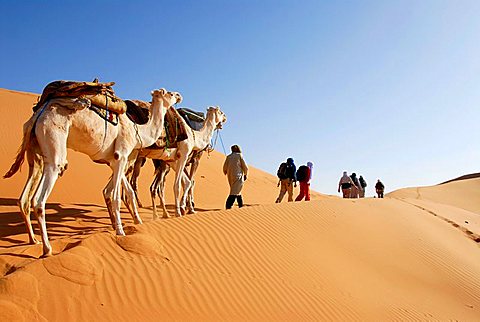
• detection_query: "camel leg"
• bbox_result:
[121,175,142,224]
[158,163,170,219]
[185,155,201,214]
[102,177,117,230]
[150,169,161,220]
[179,171,192,215]
[129,156,146,208]
[109,158,126,236]
[171,146,193,217]
[186,178,196,214]
[172,156,190,217]
[150,160,170,219]
[18,148,43,245]
[31,121,71,257]
[33,160,67,256]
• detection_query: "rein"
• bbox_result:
[208,127,227,156]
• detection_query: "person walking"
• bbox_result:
[375,179,385,198]
[223,145,248,209]
[338,171,356,198]
[295,162,313,201]
[349,173,361,198]
[295,161,313,201]
[358,175,367,198]
[275,157,297,203]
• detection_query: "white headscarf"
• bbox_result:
[307,162,313,180]
[340,171,351,184]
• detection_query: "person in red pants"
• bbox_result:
[295,161,313,201]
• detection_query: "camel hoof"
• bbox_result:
[30,238,41,245]
[41,250,53,258]
[187,209,196,214]
[134,218,143,225]
[116,228,126,236]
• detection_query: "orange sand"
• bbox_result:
[1,88,479,321]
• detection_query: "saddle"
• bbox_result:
[153,107,189,148]
[177,108,205,130]
[125,101,188,149]
[33,79,127,114]
[125,100,150,125]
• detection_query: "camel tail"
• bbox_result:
[3,118,35,179]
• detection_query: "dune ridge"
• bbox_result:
[1,88,480,321]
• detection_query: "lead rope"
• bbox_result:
[208,128,227,156]
[208,129,218,156]
[102,91,108,147]
[218,130,227,154]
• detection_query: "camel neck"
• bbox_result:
[196,112,217,147]
[138,99,168,148]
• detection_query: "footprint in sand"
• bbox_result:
[42,246,102,286]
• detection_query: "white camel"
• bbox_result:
[130,106,227,218]
[4,89,181,256]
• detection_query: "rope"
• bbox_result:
[208,129,219,156]
[209,128,227,155]
[218,131,227,154]
[102,93,108,147]
[134,123,143,148]
[31,99,50,138]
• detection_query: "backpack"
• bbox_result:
[359,177,367,188]
[277,162,288,179]
[296,165,309,182]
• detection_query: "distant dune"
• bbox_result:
[441,172,480,184]
[1,88,479,321]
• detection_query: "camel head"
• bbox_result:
[151,88,183,107]
[207,106,227,130]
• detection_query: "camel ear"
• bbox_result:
[151,90,154,96]
[159,88,166,95]
[176,93,183,104]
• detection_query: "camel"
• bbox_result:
[4,88,182,256]
[129,106,227,218]
[144,149,203,219]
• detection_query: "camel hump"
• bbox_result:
[33,80,126,114]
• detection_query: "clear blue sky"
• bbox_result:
[1,1,479,196]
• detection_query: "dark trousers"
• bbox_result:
[226,195,243,209]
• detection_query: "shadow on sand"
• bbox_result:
[0,197,111,249]
[0,198,223,249]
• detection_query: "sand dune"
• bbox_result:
[1,88,480,321]
[388,178,480,242]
